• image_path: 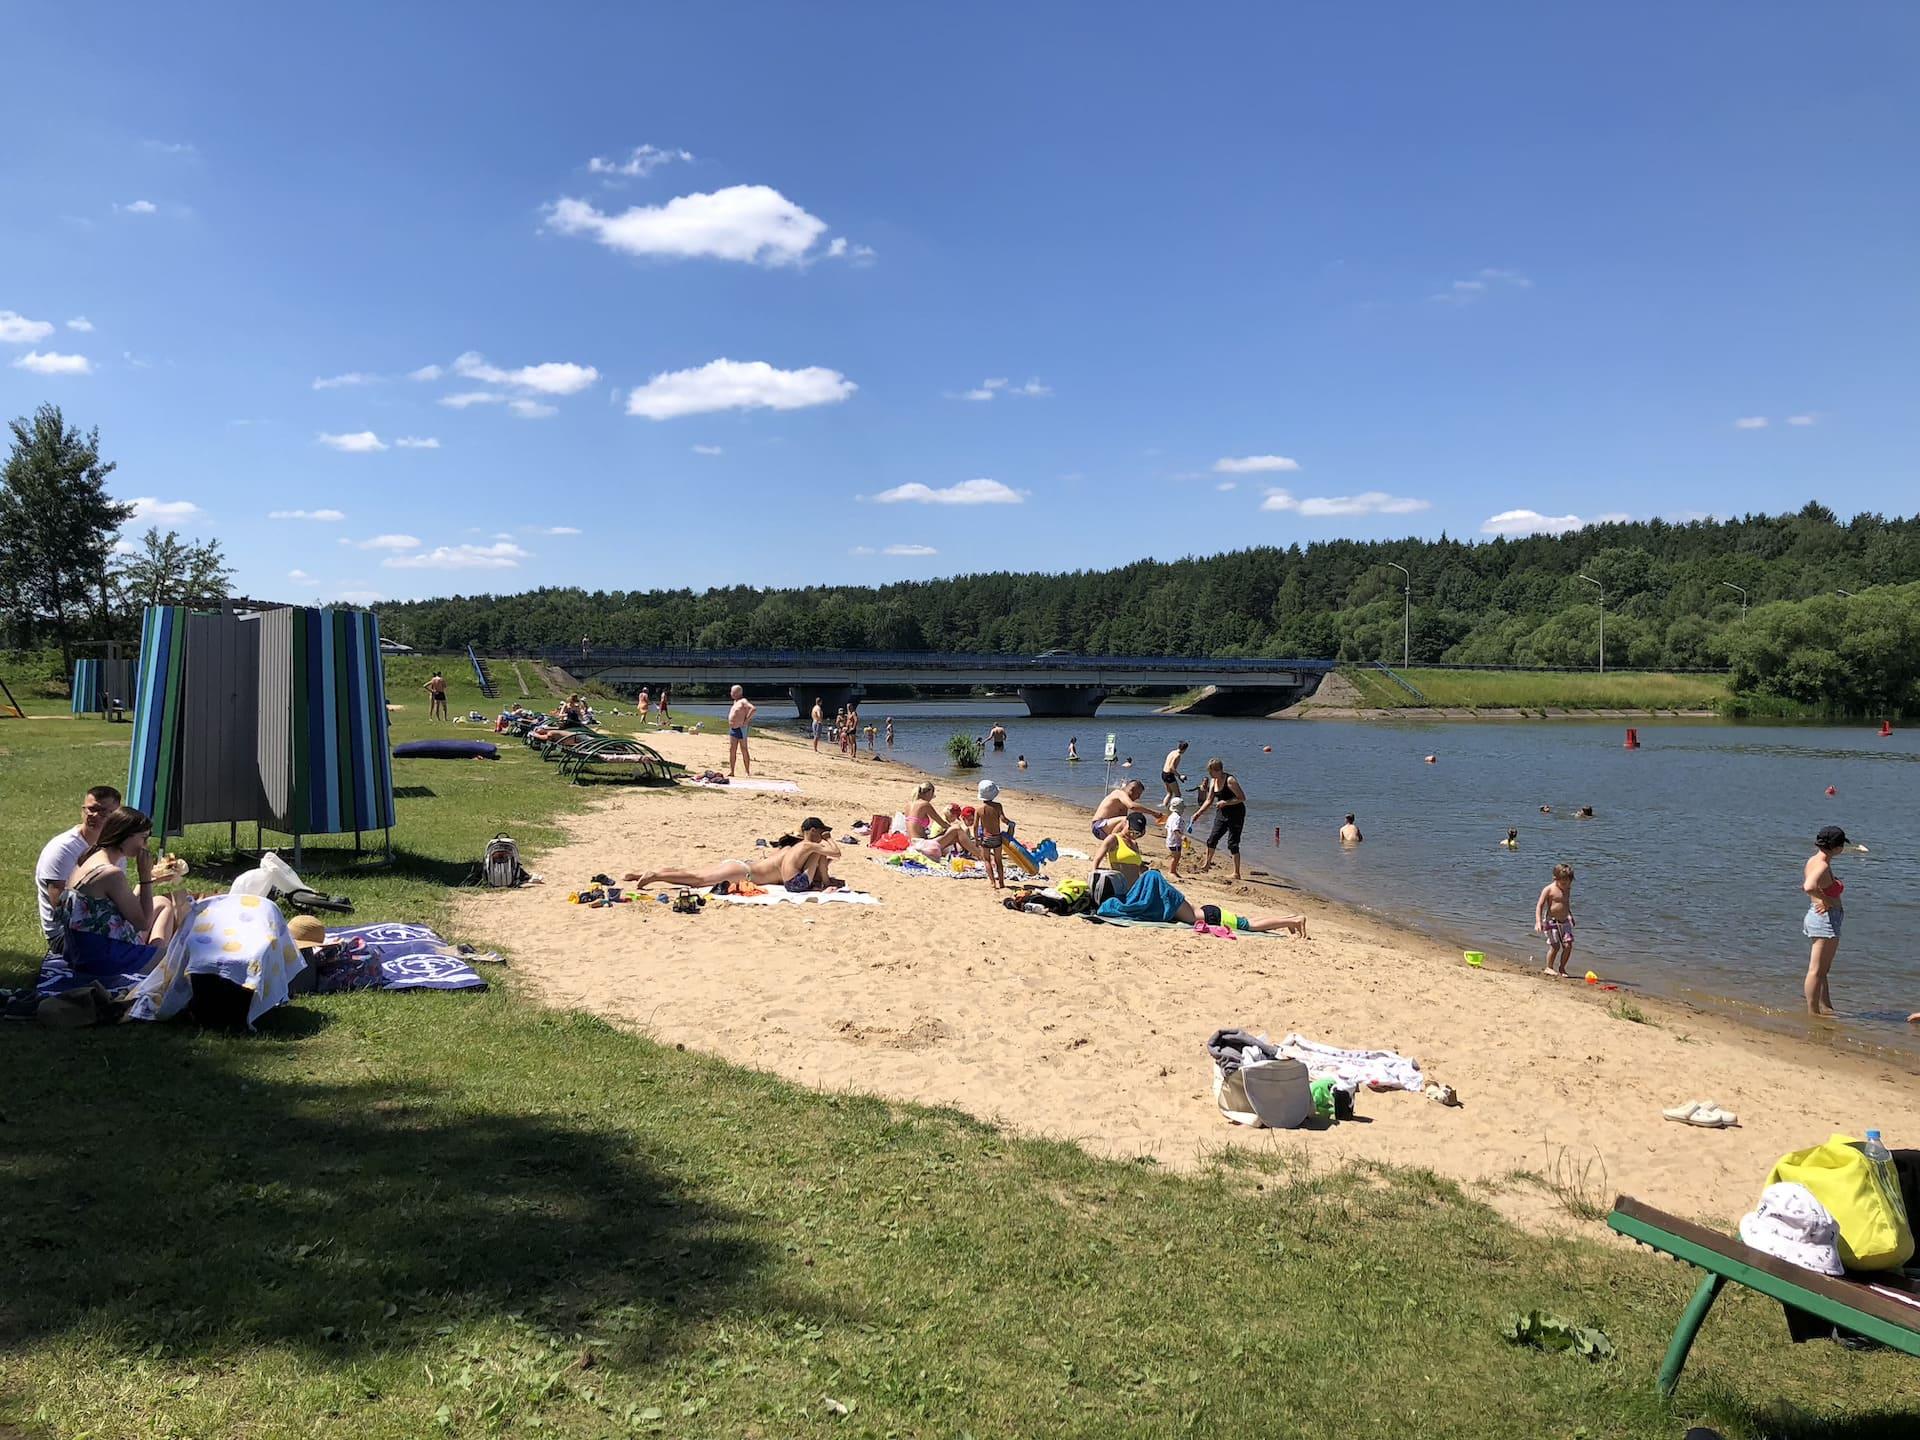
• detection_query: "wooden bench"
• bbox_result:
[1608,1195,1920,1396]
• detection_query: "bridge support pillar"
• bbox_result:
[1017,685,1108,718]
[1175,679,1323,716]
[788,683,862,720]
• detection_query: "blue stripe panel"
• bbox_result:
[126,607,173,814]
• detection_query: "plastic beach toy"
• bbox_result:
[1584,970,1599,984]
[1463,951,1484,967]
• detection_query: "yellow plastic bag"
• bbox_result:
[1767,1134,1914,1271]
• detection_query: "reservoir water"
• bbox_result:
[689,700,1920,1059]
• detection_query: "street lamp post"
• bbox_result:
[1578,574,1605,674]
[1720,581,1748,620]
[1385,561,1411,669]
[1835,588,1855,599]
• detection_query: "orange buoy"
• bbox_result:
[1262,744,1272,752]
[1624,727,1640,749]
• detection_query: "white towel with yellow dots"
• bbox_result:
[126,893,308,1028]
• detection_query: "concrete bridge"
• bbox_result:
[542,647,1334,718]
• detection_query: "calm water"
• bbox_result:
[686,700,1920,1059]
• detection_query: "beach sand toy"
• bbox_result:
[1585,970,1600,984]
[1463,950,1484,967]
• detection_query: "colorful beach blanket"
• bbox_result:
[323,922,489,991]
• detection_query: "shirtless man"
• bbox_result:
[1091,779,1163,841]
[626,818,840,892]
[1161,740,1189,806]
[1338,813,1363,844]
[726,685,755,776]
[810,697,825,752]
[424,671,448,721]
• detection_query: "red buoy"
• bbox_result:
[1881,720,1894,737]
[1826,786,1837,797]
[1624,728,1640,749]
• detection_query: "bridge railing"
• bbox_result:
[545,646,1334,676]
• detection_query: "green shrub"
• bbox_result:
[946,732,983,768]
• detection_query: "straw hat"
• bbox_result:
[287,914,329,949]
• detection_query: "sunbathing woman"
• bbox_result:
[1092,814,1307,936]
[625,819,843,892]
[903,782,986,858]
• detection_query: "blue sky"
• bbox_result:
[3,4,1916,605]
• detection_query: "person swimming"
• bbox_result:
[1500,828,1519,850]
[1338,813,1362,844]
[1067,736,1079,761]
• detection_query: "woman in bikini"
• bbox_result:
[624,819,842,893]
[1092,814,1305,934]
[901,783,984,859]
[1802,825,1850,1016]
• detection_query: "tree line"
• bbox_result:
[378,502,1920,711]
[0,405,232,671]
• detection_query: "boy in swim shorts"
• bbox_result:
[1164,796,1187,877]
[1534,862,1575,976]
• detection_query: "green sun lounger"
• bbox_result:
[556,736,686,785]
[1608,1195,1920,1397]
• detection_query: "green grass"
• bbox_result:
[2,665,1914,1437]
[1338,665,1731,712]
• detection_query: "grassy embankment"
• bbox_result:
[1330,666,1731,713]
[2,658,1912,1437]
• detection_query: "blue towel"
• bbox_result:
[1094,869,1186,923]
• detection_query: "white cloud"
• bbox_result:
[883,543,938,557]
[625,357,856,420]
[288,568,312,583]
[120,200,158,215]
[144,139,197,155]
[508,399,556,419]
[451,351,598,396]
[384,541,527,570]
[871,478,1024,506]
[313,372,379,390]
[1733,416,1769,430]
[691,443,723,456]
[269,508,347,521]
[317,430,388,453]
[544,185,830,267]
[587,144,694,179]
[1013,378,1051,397]
[525,525,582,536]
[1216,481,1237,492]
[849,545,875,556]
[1431,267,1533,304]
[1214,454,1300,474]
[1260,489,1430,517]
[12,350,91,375]
[122,350,150,369]
[394,435,440,449]
[129,496,200,520]
[335,588,384,607]
[352,534,421,551]
[1481,508,1585,536]
[952,375,1049,402]
[1787,413,1818,427]
[111,539,139,555]
[407,363,444,382]
[0,310,55,344]
[438,391,505,409]
[65,316,94,333]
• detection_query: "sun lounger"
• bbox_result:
[1607,1195,1920,1397]
[556,736,685,785]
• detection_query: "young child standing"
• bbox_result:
[975,780,1009,891]
[1164,795,1188,876]
[1534,862,1575,976]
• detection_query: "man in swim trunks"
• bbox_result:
[1161,740,1189,806]
[810,697,825,752]
[625,818,840,892]
[424,671,448,722]
[1091,779,1163,840]
[727,685,756,777]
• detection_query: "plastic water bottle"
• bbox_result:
[1864,1129,1891,1162]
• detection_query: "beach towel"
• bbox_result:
[1094,868,1183,924]
[868,854,989,880]
[324,922,490,991]
[1278,1033,1424,1094]
[708,888,879,906]
[685,777,801,794]
[128,893,307,1028]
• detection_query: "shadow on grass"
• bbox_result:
[0,1024,783,1368]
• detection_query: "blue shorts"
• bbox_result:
[729,726,746,741]
[1803,905,1842,940]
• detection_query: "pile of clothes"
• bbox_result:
[1002,879,1093,916]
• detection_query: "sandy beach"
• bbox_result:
[458,725,1920,1231]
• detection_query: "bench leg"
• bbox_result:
[1658,1271,1725,1398]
